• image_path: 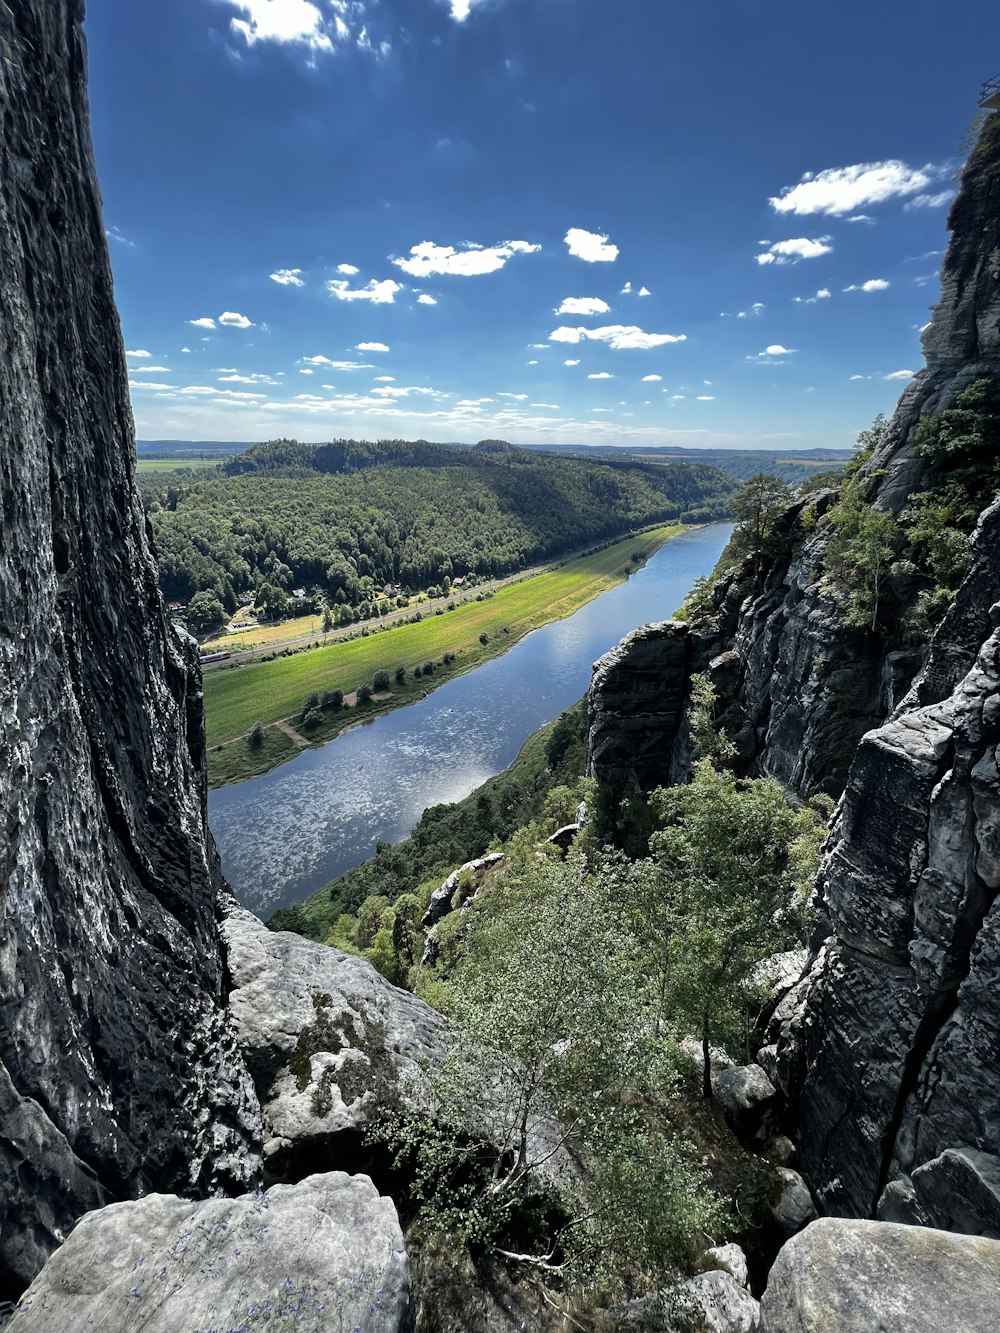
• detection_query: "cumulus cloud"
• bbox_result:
[357,341,390,352]
[373,375,395,382]
[416,293,437,305]
[885,369,914,380]
[188,317,216,329]
[393,239,540,278]
[564,359,580,366]
[697,395,715,401]
[556,297,611,316]
[218,372,279,384]
[769,161,943,216]
[549,324,686,350]
[224,0,334,51]
[748,344,797,363]
[903,191,955,211]
[565,228,619,263]
[757,237,832,266]
[638,286,651,296]
[126,348,152,358]
[302,355,375,370]
[844,278,890,293]
[270,268,304,286]
[449,0,484,19]
[721,302,766,319]
[792,288,831,304]
[621,281,632,294]
[131,365,171,373]
[642,374,662,382]
[219,311,253,328]
[588,372,613,380]
[327,277,403,304]
[337,263,360,275]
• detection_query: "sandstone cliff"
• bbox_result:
[588,112,1000,1236]
[0,1,260,1298]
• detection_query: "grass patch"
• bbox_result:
[204,523,683,786]
[135,456,225,472]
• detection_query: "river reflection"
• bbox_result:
[209,523,732,916]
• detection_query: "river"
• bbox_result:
[209,522,732,917]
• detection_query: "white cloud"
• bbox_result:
[638,286,651,296]
[903,190,954,211]
[844,278,890,293]
[218,372,279,384]
[127,381,175,392]
[270,268,304,286]
[180,347,191,353]
[417,293,437,305]
[748,344,797,363]
[850,374,866,381]
[126,348,152,358]
[131,365,171,373]
[107,225,136,248]
[373,375,396,382]
[497,392,529,400]
[223,0,335,52]
[792,288,832,304]
[697,395,715,401]
[564,359,580,366]
[621,281,632,294]
[327,277,403,304]
[885,369,915,380]
[770,161,943,216]
[846,214,875,224]
[299,369,313,375]
[219,311,253,328]
[337,263,360,276]
[565,227,619,263]
[556,296,611,316]
[588,372,613,380]
[357,341,390,352]
[188,317,216,329]
[757,237,832,265]
[642,374,662,382]
[449,0,483,19]
[527,359,539,365]
[393,239,540,278]
[721,302,766,319]
[549,324,686,350]
[302,355,375,370]
[532,403,559,409]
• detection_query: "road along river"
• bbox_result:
[209,522,732,917]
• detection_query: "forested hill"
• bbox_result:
[141,438,737,609]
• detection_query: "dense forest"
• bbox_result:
[140,438,737,611]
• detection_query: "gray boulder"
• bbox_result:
[420,852,505,929]
[8,1172,410,1333]
[715,1065,778,1121]
[770,1168,818,1237]
[759,1218,1000,1332]
[223,908,447,1179]
[702,1242,750,1288]
[622,1271,759,1331]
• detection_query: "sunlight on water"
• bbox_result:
[209,524,732,916]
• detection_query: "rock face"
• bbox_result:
[7,1172,411,1333]
[588,114,1000,1237]
[588,621,691,792]
[0,0,260,1298]
[224,910,447,1182]
[758,1218,1000,1333]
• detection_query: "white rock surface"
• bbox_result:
[8,1172,410,1332]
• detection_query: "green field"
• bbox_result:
[135,456,225,472]
[204,523,683,786]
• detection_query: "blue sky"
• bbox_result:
[85,0,998,450]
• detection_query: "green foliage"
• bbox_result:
[372,667,391,692]
[142,438,737,608]
[187,589,226,633]
[394,663,406,683]
[824,477,898,632]
[728,472,795,582]
[371,851,720,1291]
[687,673,736,767]
[301,706,324,730]
[247,721,265,749]
[356,681,374,703]
[642,762,821,1080]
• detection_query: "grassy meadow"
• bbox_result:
[204,522,683,786]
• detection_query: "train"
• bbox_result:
[198,650,231,665]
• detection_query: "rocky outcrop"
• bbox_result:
[224,910,447,1182]
[587,114,1000,1238]
[7,1172,411,1333]
[588,621,692,792]
[758,1218,1000,1332]
[0,0,260,1298]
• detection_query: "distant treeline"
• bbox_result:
[140,437,737,611]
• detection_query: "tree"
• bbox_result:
[373,668,391,692]
[371,851,720,1291]
[643,762,819,1095]
[248,721,265,750]
[394,663,406,683]
[322,605,334,633]
[729,473,794,582]
[356,682,373,703]
[187,590,226,633]
[824,484,898,632]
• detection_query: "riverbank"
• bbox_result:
[204,522,684,788]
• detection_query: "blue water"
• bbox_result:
[209,523,731,916]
